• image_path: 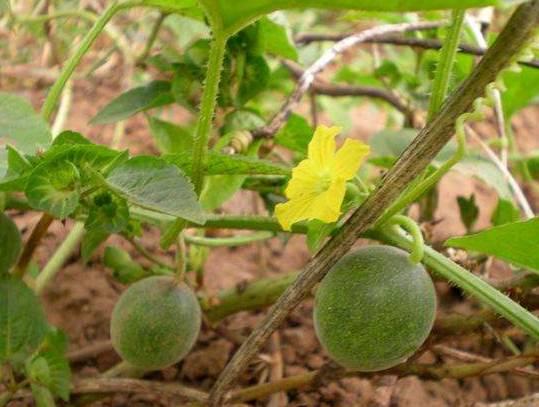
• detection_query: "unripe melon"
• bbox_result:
[313,245,436,371]
[110,276,201,370]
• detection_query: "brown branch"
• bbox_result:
[252,21,442,139]
[13,213,54,277]
[295,33,539,70]
[59,351,539,405]
[209,4,539,405]
[282,60,415,122]
[70,377,208,403]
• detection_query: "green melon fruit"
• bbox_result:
[110,276,201,370]
[313,245,436,372]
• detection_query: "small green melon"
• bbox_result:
[313,245,436,372]
[110,276,201,370]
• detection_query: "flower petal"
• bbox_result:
[275,194,315,231]
[275,180,346,231]
[333,138,370,180]
[308,179,346,224]
[285,159,320,199]
[308,125,340,168]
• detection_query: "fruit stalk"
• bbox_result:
[209,3,539,404]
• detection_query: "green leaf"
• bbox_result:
[0,277,48,364]
[142,0,198,13]
[33,350,70,401]
[0,213,22,275]
[86,192,129,234]
[238,54,270,104]
[90,81,174,124]
[446,218,539,274]
[81,229,108,262]
[105,156,205,224]
[274,114,313,154]
[165,151,290,176]
[30,384,56,407]
[0,93,51,178]
[455,156,512,200]
[222,109,266,134]
[52,130,92,146]
[457,194,479,233]
[501,66,539,118]
[148,116,193,154]
[25,160,81,219]
[491,198,520,227]
[258,15,298,61]
[199,0,497,37]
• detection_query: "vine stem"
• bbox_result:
[40,0,134,121]
[184,231,273,247]
[160,34,227,248]
[191,35,227,194]
[386,215,424,263]
[34,222,85,294]
[427,9,466,122]
[209,4,539,404]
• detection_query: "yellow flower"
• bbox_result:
[275,125,370,231]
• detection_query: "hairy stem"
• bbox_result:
[185,231,274,247]
[191,35,227,193]
[427,9,466,121]
[40,0,132,121]
[209,4,539,404]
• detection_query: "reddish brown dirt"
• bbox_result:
[4,34,539,407]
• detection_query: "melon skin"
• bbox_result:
[313,245,437,372]
[110,276,201,370]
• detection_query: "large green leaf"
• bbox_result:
[0,93,51,178]
[0,213,22,275]
[105,156,206,224]
[199,0,498,36]
[446,218,539,273]
[143,0,198,12]
[90,81,174,124]
[165,151,290,176]
[0,277,48,364]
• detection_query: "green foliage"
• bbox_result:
[274,114,313,154]
[91,81,174,124]
[166,151,290,176]
[258,15,298,61]
[446,218,539,274]
[199,0,498,37]
[491,198,520,226]
[457,194,479,233]
[25,160,81,218]
[148,116,194,154]
[0,277,48,366]
[0,93,50,178]
[0,213,22,275]
[26,329,71,401]
[105,156,206,224]
[501,66,539,118]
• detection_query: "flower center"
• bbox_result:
[316,171,333,194]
